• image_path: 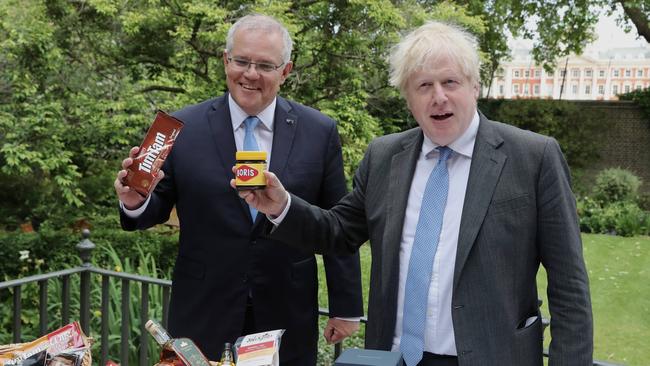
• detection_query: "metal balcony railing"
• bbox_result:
[0,230,622,366]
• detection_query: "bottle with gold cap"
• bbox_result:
[217,343,236,366]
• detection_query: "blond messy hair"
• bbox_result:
[389,21,480,95]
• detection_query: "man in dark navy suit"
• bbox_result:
[114,14,363,365]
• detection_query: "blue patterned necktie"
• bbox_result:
[243,116,260,221]
[400,146,453,366]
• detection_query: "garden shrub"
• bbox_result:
[577,196,603,234]
[577,168,649,236]
[598,202,649,236]
[592,168,642,205]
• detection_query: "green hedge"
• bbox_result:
[478,99,602,170]
[0,213,179,280]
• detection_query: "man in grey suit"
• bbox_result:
[237,21,593,366]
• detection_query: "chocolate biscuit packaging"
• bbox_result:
[125,111,184,196]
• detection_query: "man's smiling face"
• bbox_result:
[405,56,479,146]
[223,28,292,116]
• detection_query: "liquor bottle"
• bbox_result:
[218,343,236,366]
[145,319,212,366]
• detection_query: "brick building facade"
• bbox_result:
[485,45,650,101]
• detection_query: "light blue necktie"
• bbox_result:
[400,146,453,366]
[243,116,260,221]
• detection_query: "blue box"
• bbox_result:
[334,348,404,366]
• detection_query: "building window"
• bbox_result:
[638,69,644,77]
[524,84,529,95]
[499,85,504,95]
[598,85,605,94]
[585,69,592,77]
[560,69,567,77]
[513,84,520,94]
[636,84,643,90]
[585,85,591,94]
[572,84,578,94]
[613,69,620,77]
[625,69,631,77]
[612,85,619,94]
[572,69,580,77]
[534,85,540,95]
[514,70,520,78]
[624,85,631,93]
[535,69,541,78]
[599,69,605,78]
[525,70,530,78]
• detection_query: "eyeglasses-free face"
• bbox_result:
[227,57,285,73]
[223,28,293,116]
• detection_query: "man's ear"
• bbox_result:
[279,61,293,85]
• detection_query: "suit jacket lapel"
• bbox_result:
[250,97,297,227]
[454,115,506,289]
[207,93,254,222]
[269,97,297,182]
[382,130,422,322]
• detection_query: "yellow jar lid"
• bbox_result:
[236,151,267,161]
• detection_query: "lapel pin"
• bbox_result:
[285,118,295,125]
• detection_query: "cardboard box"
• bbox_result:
[334,348,403,366]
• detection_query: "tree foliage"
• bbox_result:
[610,0,650,42]
[0,0,619,229]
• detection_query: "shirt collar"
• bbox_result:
[228,94,276,132]
[422,111,480,159]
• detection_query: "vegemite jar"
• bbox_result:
[235,151,267,190]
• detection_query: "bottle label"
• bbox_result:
[171,338,211,366]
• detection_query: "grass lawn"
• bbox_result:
[317,233,650,365]
[539,234,650,365]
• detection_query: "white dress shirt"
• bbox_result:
[391,112,479,356]
[229,95,276,164]
[122,95,277,217]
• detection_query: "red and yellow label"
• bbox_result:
[235,162,266,187]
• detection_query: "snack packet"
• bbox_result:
[0,322,91,366]
[125,111,184,196]
[233,330,285,366]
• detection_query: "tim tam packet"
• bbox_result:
[125,111,184,196]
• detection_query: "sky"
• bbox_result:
[510,9,648,52]
[589,10,647,51]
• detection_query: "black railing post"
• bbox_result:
[76,229,96,267]
[76,229,95,334]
